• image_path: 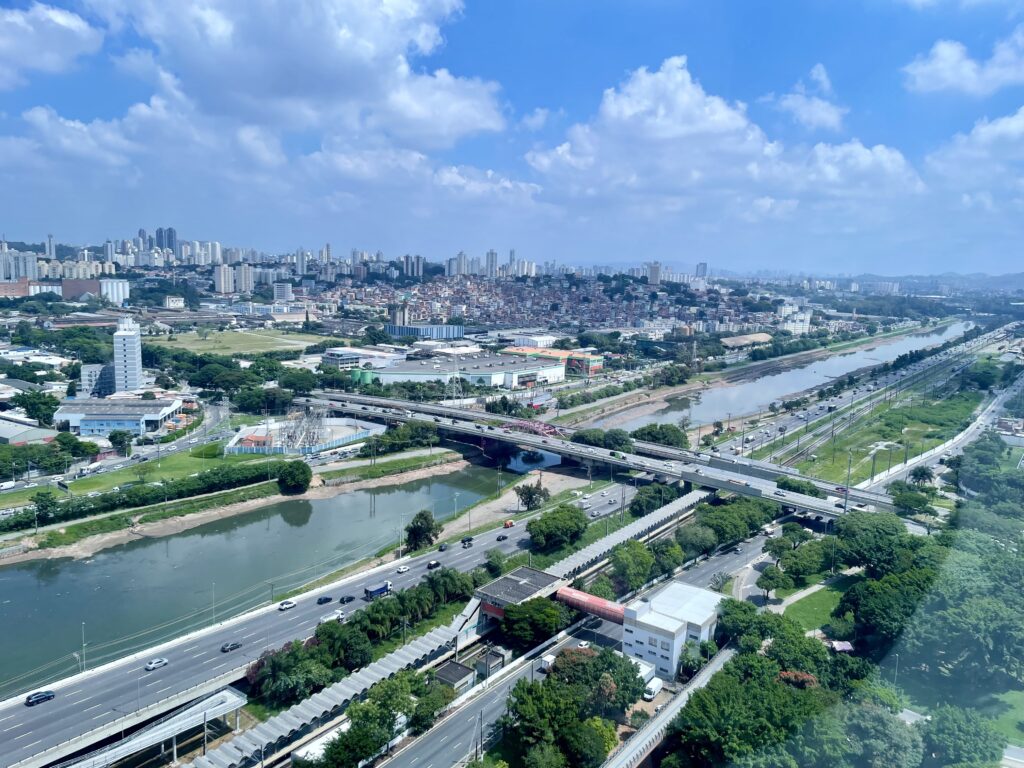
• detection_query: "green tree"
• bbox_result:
[631,423,688,449]
[561,719,608,768]
[676,524,718,560]
[763,537,792,563]
[107,429,134,457]
[12,391,61,426]
[756,565,794,600]
[405,510,442,551]
[918,705,1004,767]
[909,465,935,486]
[485,547,507,576]
[279,368,318,394]
[515,478,551,511]
[501,598,571,649]
[277,460,312,494]
[611,539,656,591]
[31,490,60,529]
[527,504,588,551]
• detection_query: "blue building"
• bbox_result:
[384,323,464,340]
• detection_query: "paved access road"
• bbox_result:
[0,482,634,768]
[388,536,769,768]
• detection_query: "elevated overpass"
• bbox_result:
[309,395,863,520]
[307,391,893,512]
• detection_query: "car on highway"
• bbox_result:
[87,491,101,497]
[608,498,616,504]
[496,534,508,541]
[397,565,410,574]
[733,546,743,553]
[426,559,442,569]
[462,541,473,549]
[318,609,345,625]
[316,596,333,605]
[461,536,473,544]
[438,543,448,552]
[24,690,55,707]
[577,640,591,649]
[773,490,786,497]
[24,482,38,488]
[144,657,168,671]
[278,599,297,611]
[115,464,124,469]
[220,641,242,653]
[338,595,355,605]
[189,438,199,444]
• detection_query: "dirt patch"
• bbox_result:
[438,468,592,539]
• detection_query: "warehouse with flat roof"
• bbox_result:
[357,351,565,389]
[55,399,183,437]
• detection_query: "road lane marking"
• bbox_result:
[65,689,82,697]
[0,714,15,723]
[240,631,258,639]
[182,645,199,652]
[22,739,41,750]
[439,735,448,743]
[83,704,101,712]
[157,686,173,695]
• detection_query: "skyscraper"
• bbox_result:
[696,262,708,278]
[46,234,54,259]
[155,227,165,249]
[295,249,307,276]
[165,227,177,254]
[209,241,222,264]
[113,316,143,392]
[486,249,498,279]
[103,241,115,262]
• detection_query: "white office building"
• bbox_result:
[113,316,143,392]
[622,582,723,679]
[273,282,294,301]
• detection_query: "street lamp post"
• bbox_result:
[844,451,853,512]
[81,622,87,671]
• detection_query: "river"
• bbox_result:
[592,321,973,432]
[0,456,558,698]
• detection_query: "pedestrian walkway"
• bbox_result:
[765,567,862,614]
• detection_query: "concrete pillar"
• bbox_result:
[172,734,178,764]
[234,707,240,732]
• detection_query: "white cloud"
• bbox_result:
[809,63,833,95]
[81,0,503,147]
[773,64,847,131]
[778,93,848,131]
[0,3,103,90]
[520,108,549,131]
[904,26,1024,95]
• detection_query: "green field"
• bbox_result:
[145,329,336,354]
[784,575,860,631]
[793,391,982,485]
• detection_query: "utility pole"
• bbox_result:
[843,452,853,512]
[81,622,87,671]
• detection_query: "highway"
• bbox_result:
[384,532,770,768]
[0,480,634,768]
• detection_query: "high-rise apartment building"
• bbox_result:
[273,282,294,301]
[234,263,254,293]
[113,316,143,392]
[486,249,498,279]
[295,250,308,276]
[209,241,222,264]
[695,262,708,278]
[103,241,115,262]
[213,264,235,294]
[46,234,55,259]
[165,227,177,254]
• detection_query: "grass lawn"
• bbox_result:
[794,390,982,485]
[900,671,1024,747]
[69,447,263,493]
[145,329,335,354]
[784,575,861,632]
[775,568,833,599]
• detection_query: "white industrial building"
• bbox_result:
[100,278,130,306]
[622,582,723,679]
[512,333,560,348]
[365,351,565,389]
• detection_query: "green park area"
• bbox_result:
[145,328,334,354]
[784,574,861,632]
[793,390,982,485]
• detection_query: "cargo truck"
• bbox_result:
[364,581,393,600]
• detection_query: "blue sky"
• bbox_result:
[2,1,1024,275]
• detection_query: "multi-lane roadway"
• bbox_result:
[0,481,634,768]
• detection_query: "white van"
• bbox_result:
[643,677,664,701]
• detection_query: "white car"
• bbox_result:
[23,482,38,488]
[396,565,410,574]
[144,657,168,671]
[278,600,297,611]
[189,438,199,444]
[114,465,124,470]
[577,640,591,649]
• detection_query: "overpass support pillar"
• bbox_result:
[172,734,178,764]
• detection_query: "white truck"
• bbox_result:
[643,677,664,701]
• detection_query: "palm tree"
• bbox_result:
[910,465,934,485]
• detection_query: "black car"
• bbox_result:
[220,641,242,653]
[461,536,474,544]
[316,596,332,605]
[426,560,442,569]
[338,595,355,605]
[496,534,508,541]
[462,541,473,549]
[25,691,55,707]
[438,543,448,552]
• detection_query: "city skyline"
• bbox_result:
[2,3,1024,273]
